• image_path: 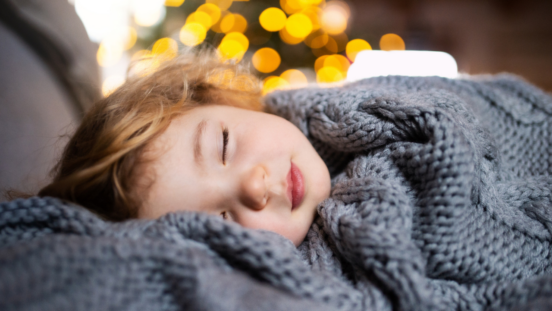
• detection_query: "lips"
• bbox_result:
[287,162,305,210]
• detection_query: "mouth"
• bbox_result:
[286,162,305,211]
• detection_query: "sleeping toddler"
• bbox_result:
[39,50,331,246]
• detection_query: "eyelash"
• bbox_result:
[220,211,229,220]
[222,127,229,164]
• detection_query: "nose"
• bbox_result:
[239,165,268,210]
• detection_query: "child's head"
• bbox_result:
[39,49,331,246]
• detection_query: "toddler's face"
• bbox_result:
[139,105,331,246]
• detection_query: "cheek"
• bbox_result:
[237,213,312,246]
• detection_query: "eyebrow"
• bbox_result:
[193,119,207,164]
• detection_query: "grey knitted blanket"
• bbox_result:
[2,74,552,311]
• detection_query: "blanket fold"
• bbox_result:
[1,74,552,311]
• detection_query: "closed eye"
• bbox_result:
[222,127,229,164]
[220,211,229,220]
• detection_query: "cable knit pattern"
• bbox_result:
[1,74,551,310]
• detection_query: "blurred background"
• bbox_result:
[1,0,551,200]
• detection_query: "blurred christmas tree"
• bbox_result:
[85,0,403,96]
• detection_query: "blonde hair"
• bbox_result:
[38,49,263,220]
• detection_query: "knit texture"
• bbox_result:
[1,74,552,310]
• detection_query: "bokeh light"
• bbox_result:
[97,39,123,67]
[380,33,405,51]
[324,54,350,76]
[314,55,328,72]
[259,8,287,32]
[164,0,185,7]
[132,0,166,27]
[317,66,343,83]
[129,50,160,77]
[219,13,236,33]
[301,6,322,31]
[321,1,349,35]
[207,0,233,11]
[180,23,207,46]
[279,27,303,45]
[124,27,137,50]
[197,4,222,25]
[152,37,178,60]
[102,75,125,97]
[218,32,249,61]
[281,69,308,86]
[305,30,329,49]
[252,48,281,73]
[346,39,372,62]
[226,13,248,33]
[74,0,419,91]
[285,13,313,38]
[263,76,289,94]
[186,11,213,30]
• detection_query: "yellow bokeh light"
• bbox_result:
[324,54,350,75]
[129,50,161,77]
[180,23,207,46]
[131,49,152,61]
[285,13,313,38]
[281,69,308,86]
[346,39,372,61]
[212,11,230,33]
[152,37,178,60]
[379,33,405,51]
[186,11,213,29]
[197,4,222,25]
[207,0,233,11]
[324,36,338,53]
[263,76,290,94]
[259,7,287,32]
[317,66,343,83]
[219,32,249,61]
[220,13,235,33]
[165,0,185,7]
[252,48,281,73]
[301,6,322,31]
[321,1,349,35]
[305,30,329,49]
[124,27,138,50]
[227,13,248,33]
[280,0,319,14]
[279,27,303,44]
[97,40,123,67]
[221,32,249,50]
[102,75,126,97]
[280,0,300,15]
[218,40,246,61]
[314,55,328,72]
